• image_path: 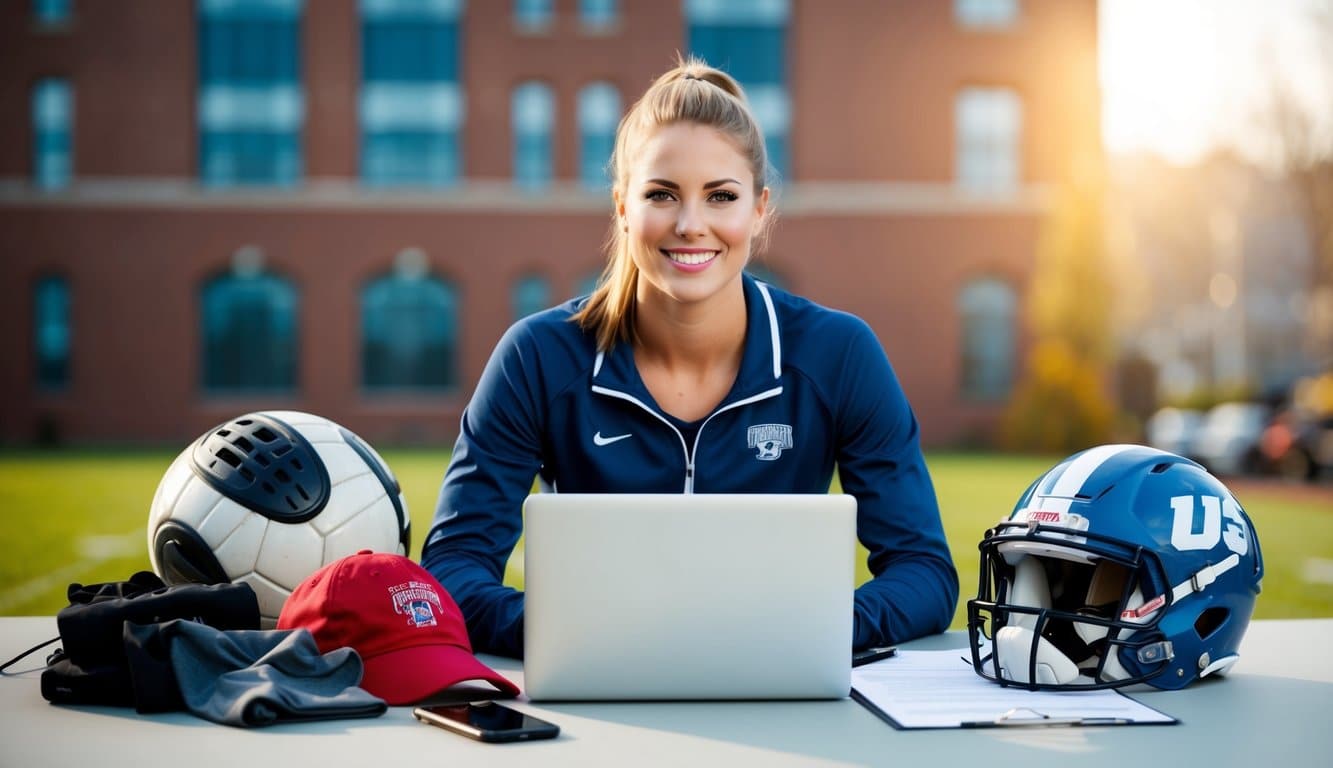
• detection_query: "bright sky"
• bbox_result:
[1099,0,1332,166]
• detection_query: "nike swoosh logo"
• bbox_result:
[593,431,632,446]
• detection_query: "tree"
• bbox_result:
[1000,175,1118,453]
[1027,178,1115,366]
[1259,1,1333,364]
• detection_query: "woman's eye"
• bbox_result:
[645,189,674,201]
[709,190,738,202]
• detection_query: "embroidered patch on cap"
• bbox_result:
[390,581,442,628]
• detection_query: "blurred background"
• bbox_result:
[2,0,1331,474]
[0,1,1330,617]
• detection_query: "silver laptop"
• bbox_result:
[522,493,856,701]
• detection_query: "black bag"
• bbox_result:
[0,571,259,710]
[55,572,260,668]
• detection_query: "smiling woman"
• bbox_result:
[620,121,768,422]
[419,56,960,660]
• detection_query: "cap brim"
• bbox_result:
[360,643,521,706]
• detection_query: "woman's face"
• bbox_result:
[618,121,768,309]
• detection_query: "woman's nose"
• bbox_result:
[674,202,706,238]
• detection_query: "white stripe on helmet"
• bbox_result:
[1032,444,1139,514]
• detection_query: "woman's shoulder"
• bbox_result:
[497,297,598,356]
[757,279,875,340]
[479,298,600,399]
[755,282,900,404]
[751,281,889,386]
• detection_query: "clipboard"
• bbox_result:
[850,649,1178,730]
[959,706,1151,729]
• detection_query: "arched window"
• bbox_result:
[513,274,551,320]
[513,81,554,188]
[958,277,1016,401]
[201,257,298,392]
[361,249,458,390]
[578,82,620,188]
[34,275,70,390]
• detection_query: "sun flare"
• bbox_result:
[1100,0,1331,165]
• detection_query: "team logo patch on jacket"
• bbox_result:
[747,423,793,460]
[390,580,442,627]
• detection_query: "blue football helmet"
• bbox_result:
[968,444,1264,691]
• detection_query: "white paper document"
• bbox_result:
[850,649,1177,729]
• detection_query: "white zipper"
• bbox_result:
[591,386,691,492]
[687,386,783,492]
[591,384,784,493]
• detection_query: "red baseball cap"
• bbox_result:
[277,550,520,705]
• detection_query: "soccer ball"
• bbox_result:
[147,410,410,626]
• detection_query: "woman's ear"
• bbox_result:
[614,189,628,231]
[753,187,771,235]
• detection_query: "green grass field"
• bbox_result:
[1,449,1329,627]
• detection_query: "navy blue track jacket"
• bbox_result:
[422,274,959,658]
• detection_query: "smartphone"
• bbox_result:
[852,646,898,667]
[413,701,560,743]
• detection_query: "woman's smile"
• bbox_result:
[662,248,720,270]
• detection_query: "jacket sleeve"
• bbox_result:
[834,319,959,648]
[420,322,545,658]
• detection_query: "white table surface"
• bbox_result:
[2,617,1330,767]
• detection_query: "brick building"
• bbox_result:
[0,0,1101,447]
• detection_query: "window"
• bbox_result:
[32,78,72,190]
[360,0,463,186]
[579,0,617,31]
[33,0,71,26]
[198,0,304,186]
[686,0,790,178]
[513,81,554,189]
[514,0,552,32]
[512,274,551,320]
[958,277,1016,400]
[955,0,1019,28]
[362,250,458,390]
[34,275,70,390]
[956,87,1021,191]
[578,82,619,188]
[202,256,298,392]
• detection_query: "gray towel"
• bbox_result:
[139,619,387,727]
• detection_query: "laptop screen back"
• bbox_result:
[522,493,856,701]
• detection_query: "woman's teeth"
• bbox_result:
[667,251,714,265]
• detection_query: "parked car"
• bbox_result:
[1144,407,1204,458]
[1190,402,1270,477]
[1262,409,1333,482]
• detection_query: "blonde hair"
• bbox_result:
[571,55,773,351]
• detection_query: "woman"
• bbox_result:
[421,58,958,658]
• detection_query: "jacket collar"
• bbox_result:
[591,273,783,401]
